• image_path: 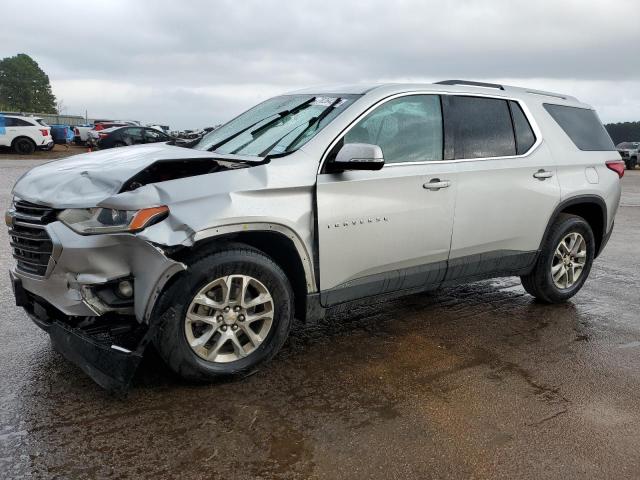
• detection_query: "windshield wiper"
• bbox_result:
[206,97,317,153]
[259,97,342,157]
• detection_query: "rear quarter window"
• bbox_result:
[543,104,615,151]
[13,118,35,127]
[509,101,536,155]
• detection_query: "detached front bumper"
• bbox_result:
[9,219,185,323]
[8,218,185,394]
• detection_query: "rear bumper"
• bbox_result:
[596,221,614,258]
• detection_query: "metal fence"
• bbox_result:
[0,111,94,126]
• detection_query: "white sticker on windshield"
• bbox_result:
[312,97,338,107]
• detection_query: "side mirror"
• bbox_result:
[329,143,385,172]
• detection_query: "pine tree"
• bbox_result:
[0,53,57,113]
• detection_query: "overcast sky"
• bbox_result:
[2,0,638,129]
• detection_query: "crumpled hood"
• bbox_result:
[12,143,258,208]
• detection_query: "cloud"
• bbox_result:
[1,0,638,128]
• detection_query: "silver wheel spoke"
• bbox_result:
[193,293,225,310]
[186,311,217,326]
[243,293,270,309]
[245,310,274,324]
[239,323,263,347]
[189,327,216,349]
[207,333,230,361]
[553,265,567,283]
[230,334,247,358]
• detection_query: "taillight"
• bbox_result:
[75,128,80,135]
[40,129,48,136]
[94,124,104,131]
[99,133,109,139]
[606,160,625,178]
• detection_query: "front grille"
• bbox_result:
[9,200,57,276]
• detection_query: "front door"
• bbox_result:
[316,94,457,306]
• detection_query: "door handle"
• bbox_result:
[533,169,554,180]
[423,178,451,190]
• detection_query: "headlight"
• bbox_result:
[58,206,169,235]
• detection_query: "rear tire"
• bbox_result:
[521,214,595,303]
[153,244,294,381]
[628,157,637,170]
[13,137,36,155]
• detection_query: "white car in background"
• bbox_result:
[0,114,54,154]
[73,125,94,145]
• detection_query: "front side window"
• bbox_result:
[450,96,516,159]
[194,94,358,157]
[342,95,443,164]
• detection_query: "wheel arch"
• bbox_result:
[162,224,316,322]
[542,195,607,257]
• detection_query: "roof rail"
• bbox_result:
[434,80,504,91]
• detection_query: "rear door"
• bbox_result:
[0,115,8,146]
[1,117,19,146]
[316,94,457,306]
[445,95,560,280]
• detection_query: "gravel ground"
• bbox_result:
[0,158,638,479]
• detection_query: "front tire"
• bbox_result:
[521,214,595,303]
[153,244,294,381]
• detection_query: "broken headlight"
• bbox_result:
[58,206,169,235]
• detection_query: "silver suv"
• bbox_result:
[6,80,624,391]
[616,141,639,170]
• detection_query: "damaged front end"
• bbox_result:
[7,198,186,394]
[8,142,314,394]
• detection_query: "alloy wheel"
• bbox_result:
[184,275,274,363]
[551,232,587,289]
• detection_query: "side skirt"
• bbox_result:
[304,250,537,322]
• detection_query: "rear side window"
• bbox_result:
[450,96,516,159]
[509,101,536,155]
[13,118,34,127]
[543,104,614,151]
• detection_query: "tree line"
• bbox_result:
[605,122,640,145]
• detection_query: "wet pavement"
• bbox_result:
[0,160,639,479]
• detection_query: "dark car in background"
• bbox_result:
[616,141,639,170]
[96,126,173,149]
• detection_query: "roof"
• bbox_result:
[286,80,587,107]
